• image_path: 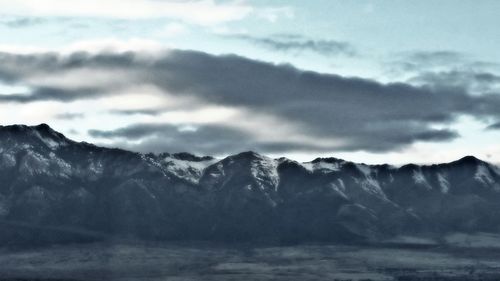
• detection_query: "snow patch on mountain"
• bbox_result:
[250,155,279,191]
[412,169,432,190]
[329,180,348,199]
[32,131,64,150]
[0,151,16,168]
[356,164,372,177]
[84,159,104,181]
[360,178,387,200]
[48,152,72,178]
[19,151,50,177]
[350,164,387,200]
[302,161,342,173]
[337,178,346,191]
[161,156,217,184]
[437,173,450,194]
[475,164,495,185]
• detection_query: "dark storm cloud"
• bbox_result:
[388,50,500,81]
[410,70,500,94]
[336,128,459,152]
[0,51,139,84]
[89,123,326,155]
[486,122,500,130]
[88,123,190,139]
[415,70,500,84]
[398,51,500,72]
[1,49,500,153]
[89,122,459,154]
[0,86,100,103]
[109,109,163,116]
[387,50,500,101]
[55,112,85,120]
[227,33,356,56]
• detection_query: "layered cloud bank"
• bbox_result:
[0,0,253,25]
[1,48,500,158]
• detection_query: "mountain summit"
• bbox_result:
[1,124,500,245]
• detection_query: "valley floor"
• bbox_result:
[1,235,500,281]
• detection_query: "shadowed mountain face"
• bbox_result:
[1,124,500,246]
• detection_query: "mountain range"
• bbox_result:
[1,124,500,246]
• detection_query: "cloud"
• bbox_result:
[388,50,500,77]
[89,123,252,155]
[256,7,294,23]
[386,50,468,77]
[55,112,85,120]
[0,0,255,26]
[386,50,500,96]
[486,122,500,130]
[0,86,101,103]
[0,17,46,28]
[410,70,500,92]
[228,34,356,57]
[159,22,189,38]
[406,51,465,65]
[2,49,500,154]
[109,109,162,116]
[88,122,340,155]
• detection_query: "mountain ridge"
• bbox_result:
[1,123,500,246]
[0,123,493,166]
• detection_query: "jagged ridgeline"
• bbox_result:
[1,124,500,245]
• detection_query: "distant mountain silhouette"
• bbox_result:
[1,124,500,245]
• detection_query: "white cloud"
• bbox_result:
[0,44,46,54]
[256,7,294,23]
[159,22,189,38]
[0,101,61,125]
[0,0,253,25]
[63,38,168,53]
[0,84,30,95]
[0,38,168,54]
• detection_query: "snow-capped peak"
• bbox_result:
[160,155,217,184]
[249,154,280,190]
[302,157,346,173]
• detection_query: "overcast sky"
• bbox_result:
[1,0,500,164]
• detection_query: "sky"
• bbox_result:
[1,0,500,165]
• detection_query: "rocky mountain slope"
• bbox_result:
[1,124,500,245]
